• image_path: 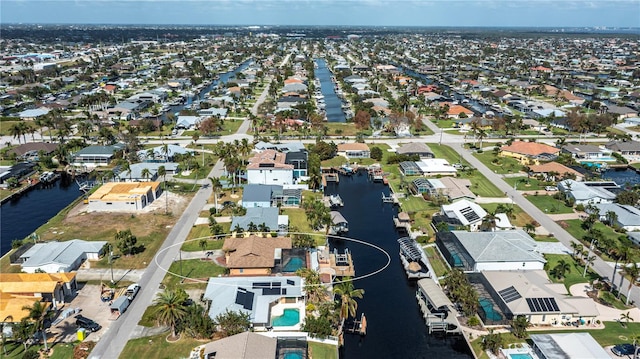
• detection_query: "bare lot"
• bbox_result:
[51,284,114,343]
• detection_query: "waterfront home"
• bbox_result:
[396,142,434,158]
[530,333,609,359]
[475,270,598,326]
[528,162,584,181]
[0,162,37,186]
[605,140,640,160]
[71,145,122,168]
[284,150,308,179]
[246,150,294,185]
[593,203,640,231]
[561,144,612,161]
[436,230,546,271]
[117,162,178,181]
[231,207,289,234]
[9,142,59,161]
[242,184,302,208]
[337,143,370,159]
[17,107,50,120]
[203,276,304,330]
[414,158,457,176]
[18,239,107,273]
[276,96,307,111]
[197,332,277,359]
[439,200,487,231]
[314,246,355,280]
[0,272,77,311]
[223,235,292,276]
[530,108,566,119]
[254,141,306,153]
[87,182,161,211]
[603,104,638,120]
[138,143,193,162]
[175,115,203,129]
[412,177,475,201]
[500,141,560,165]
[557,179,618,205]
[445,104,474,119]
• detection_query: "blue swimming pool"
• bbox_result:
[283,257,305,272]
[283,352,304,359]
[272,308,300,326]
[508,353,533,359]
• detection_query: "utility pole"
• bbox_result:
[583,238,597,277]
[108,244,114,284]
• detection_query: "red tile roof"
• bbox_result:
[501,141,560,156]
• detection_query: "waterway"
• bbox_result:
[325,174,472,359]
[1,174,80,256]
[602,168,640,188]
[315,59,347,123]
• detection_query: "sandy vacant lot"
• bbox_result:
[51,284,113,343]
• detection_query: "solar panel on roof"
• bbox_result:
[287,279,295,286]
[235,288,254,310]
[252,282,270,289]
[526,297,560,313]
[498,286,522,303]
[460,206,480,222]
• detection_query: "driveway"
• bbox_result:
[51,284,112,344]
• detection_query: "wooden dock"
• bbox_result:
[382,192,399,204]
[345,313,367,335]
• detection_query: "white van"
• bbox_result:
[126,284,140,300]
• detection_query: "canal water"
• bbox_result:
[602,168,640,188]
[325,174,472,358]
[1,174,80,256]
[315,59,346,123]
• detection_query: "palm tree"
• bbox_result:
[152,288,188,338]
[333,277,365,322]
[512,315,530,338]
[22,301,52,351]
[141,168,151,182]
[620,311,634,328]
[13,318,32,351]
[524,222,536,235]
[481,212,498,232]
[1,315,13,356]
[552,259,571,280]
[208,176,223,213]
[158,165,167,213]
[8,122,24,144]
[622,263,640,304]
[606,211,619,227]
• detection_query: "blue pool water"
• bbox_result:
[283,257,305,272]
[508,354,533,359]
[272,309,300,326]
[283,352,304,359]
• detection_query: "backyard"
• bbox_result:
[525,194,574,214]
[473,151,524,175]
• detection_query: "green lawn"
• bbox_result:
[282,207,314,233]
[430,119,457,128]
[425,246,450,277]
[426,143,467,165]
[473,152,524,174]
[525,194,574,214]
[120,332,201,359]
[401,195,436,213]
[308,341,338,359]
[161,258,227,289]
[557,219,633,261]
[544,253,599,290]
[325,123,371,137]
[180,226,227,252]
[503,176,550,191]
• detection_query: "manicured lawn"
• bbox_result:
[479,203,534,227]
[180,226,227,252]
[544,254,598,291]
[525,194,574,214]
[120,332,201,359]
[503,176,550,191]
[426,143,467,165]
[466,172,505,197]
[161,258,227,289]
[425,246,450,277]
[557,219,633,261]
[282,207,314,233]
[401,195,436,213]
[473,152,523,174]
[325,123,371,137]
[223,118,244,134]
[430,119,457,128]
[308,341,338,359]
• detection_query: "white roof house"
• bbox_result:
[175,116,202,129]
[557,179,617,205]
[19,239,107,273]
[203,276,304,329]
[593,203,640,231]
[530,333,609,359]
[441,199,487,231]
[435,230,547,271]
[416,159,457,176]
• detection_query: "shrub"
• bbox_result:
[467,316,480,327]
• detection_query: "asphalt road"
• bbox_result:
[88,163,221,359]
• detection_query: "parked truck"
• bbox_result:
[109,295,130,320]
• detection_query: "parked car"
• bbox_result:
[545,186,558,191]
[612,343,635,356]
[75,315,101,332]
[126,283,141,300]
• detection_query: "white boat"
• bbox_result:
[39,171,59,183]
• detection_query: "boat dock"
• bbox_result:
[345,313,367,335]
[323,194,344,208]
[393,212,411,232]
[416,278,462,335]
[330,248,355,277]
[382,192,399,204]
[322,173,339,187]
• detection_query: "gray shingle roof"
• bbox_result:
[20,239,107,270]
[451,230,546,264]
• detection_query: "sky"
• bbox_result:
[2,0,639,28]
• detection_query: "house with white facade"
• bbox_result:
[87,182,162,211]
[440,199,487,231]
[246,150,294,185]
[557,179,618,205]
[19,239,107,273]
[593,203,640,231]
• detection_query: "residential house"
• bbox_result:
[396,142,434,158]
[531,109,566,119]
[222,235,292,276]
[530,333,609,359]
[285,150,308,179]
[17,107,50,120]
[19,239,107,273]
[557,179,618,205]
[117,163,179,181]
[412,177,476,201]
[246,150,294,185]
[475,271,597,326]
[0,272,77,310]
[71,145,121,168]
[276,96,306,111]
[606,141,640,160]
[88,182,162,211]
[199,332,277,359]
[0,162,37,186]
[203,275,304,330]
[446,104,474,119]
[337,143,370,159]
[500,141,560,165]
[254,141,306,153]
[439,200,487,231]
[242,184,281,208]
[9,142,59,161]
[138,144,193,162]
[528,162,584,181]
[415,158,458,176]
[561,145,612,161]
[436,230,547,271]
[175,116,202,129]
[593,203,640,231]
[231,207,289,234]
